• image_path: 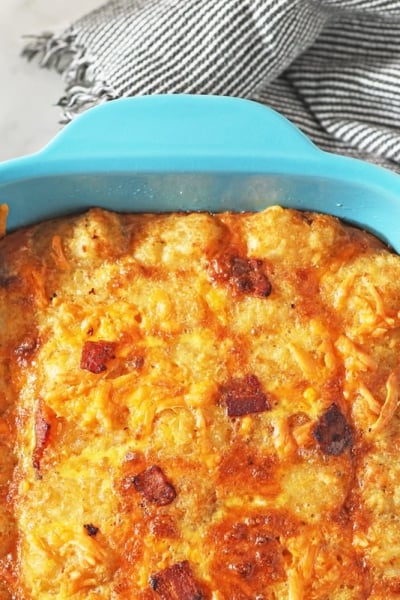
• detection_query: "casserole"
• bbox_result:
[2,95,400,600]
[1,94,400,250]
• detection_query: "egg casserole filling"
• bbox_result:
[1,206,400,599]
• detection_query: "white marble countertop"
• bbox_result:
[0,0,101,163]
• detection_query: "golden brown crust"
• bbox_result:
[1,206,400,599]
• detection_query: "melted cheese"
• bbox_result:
[1,206,400,599]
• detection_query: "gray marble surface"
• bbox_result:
[0,0,101,163]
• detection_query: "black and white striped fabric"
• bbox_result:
[23,0,400,172]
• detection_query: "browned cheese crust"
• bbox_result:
[1,206,400,599]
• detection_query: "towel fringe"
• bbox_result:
[22,31,116,122]
[57,83,117,124]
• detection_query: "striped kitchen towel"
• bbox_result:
[23,0,400,172]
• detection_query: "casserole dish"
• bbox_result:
[1,94,400,250]
[3,95,400,599]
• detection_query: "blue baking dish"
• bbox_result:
[1,94,400,251]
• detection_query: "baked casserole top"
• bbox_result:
[1,206,400,599]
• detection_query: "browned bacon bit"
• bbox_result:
[312,403,353,456]
[220,374,271,417]
[133,465,177,506]
[211,253,272,298]
[150,560,203,600]
[83,523,99,537]
[32,403,52,473]
[80,340,116,373]
[229,256,272,297]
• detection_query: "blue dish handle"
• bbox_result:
[2,94,400,251]
[36,94,318,172]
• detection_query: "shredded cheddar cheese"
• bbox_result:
[1,206,400,599]
[0,204,8,238]
[369,371,399,436]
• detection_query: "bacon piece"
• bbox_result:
[312,403,353,456]
[212,254,272,298]
[220,374,271,417]
[230,256,272,297]
[83,523,99,537]
[80,340,116,373]
[32,404,51,472]
[133,465,176,506]
[150,560,203,600]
